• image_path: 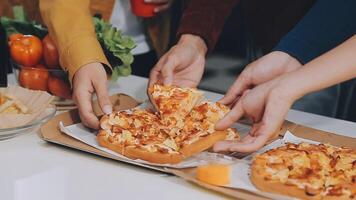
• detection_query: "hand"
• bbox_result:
[144,0,173,13]
[149,34,207,88]
[220,51,301,106]
[72,62,112,129]
[214,77,296,152]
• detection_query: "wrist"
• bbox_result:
[272,74,307,103]
[273,51,302,74]
[73,62,107,82]
[179,34,208,56]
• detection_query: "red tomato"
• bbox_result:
[19,66,49,91]
[48,76,72,99]
[8,33,24,45]
[42,34,60,69]
[10,35,43,67]
[34,64,47,69]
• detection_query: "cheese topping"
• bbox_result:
[149,84,202,121]
[253,143,356,198]
[99,85,241,162]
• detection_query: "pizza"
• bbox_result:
[148,84,203,125]
[251,142,356,200]
[97,102,240,164]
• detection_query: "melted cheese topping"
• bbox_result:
[99,86,241,159]
[254,143,356,198]
[149,84,202,121]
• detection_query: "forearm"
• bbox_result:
[282,35,356,100]
[177,0,239,52]
[39,0,110,82]
[274,0,356,64]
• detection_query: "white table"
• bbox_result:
[1,75,355,200]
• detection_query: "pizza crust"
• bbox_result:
[98,129,230,164]
[251,161,322,200]
[251,167,353,200]
[98,131,183,164]
[180,130,227,158]
[97,131,125,155]
[125,146,183,164]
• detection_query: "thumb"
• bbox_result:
[215,100,244,130]
[93,79,112,115]
[219,74,251,105]
[250,97,290,139]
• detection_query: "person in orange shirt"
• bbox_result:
[40,0,173,129]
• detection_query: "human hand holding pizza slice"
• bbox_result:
[214,77,294,153]
[148,34,207,89]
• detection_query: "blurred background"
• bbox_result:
[1,0,355,122]
[0,0,247,93]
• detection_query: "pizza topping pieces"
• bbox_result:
[163,138,179,151]
[149,84,203,121]
[118,130,134,144]
[99,85,242,164]
[100,100,240,155]
[225,128,240,141]
[253,142,356,198]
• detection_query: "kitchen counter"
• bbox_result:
[1,74,355,200]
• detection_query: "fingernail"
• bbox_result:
[103,105,112,114]
[154,8,159,13]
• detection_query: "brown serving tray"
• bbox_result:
[40,93,356,200]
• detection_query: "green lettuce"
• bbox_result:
[93,17,136,81]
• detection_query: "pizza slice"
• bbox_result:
[98,109,184,164]
[251,143,356,200]
[148,84,203,125]
[178,102,240,157]
[97,102,240,164]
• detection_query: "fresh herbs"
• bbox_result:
[93,17,136,81]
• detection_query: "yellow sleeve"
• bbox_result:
[39,0,111,83]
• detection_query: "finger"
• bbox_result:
[256,97,290,139]
[227,134,270,152]
[93,78,112,115]
[213,134,256,152]
[213,140,237,152]
[172,79,197,88]
[160,55,178,86]
[236,98,289,151]
[215,101,244,130]
[148,69,159,87]
[219,74,251,105]
[154,4,170,13]
[239,134,256,144]
[73,87,99,129]
[148,60,164,87]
